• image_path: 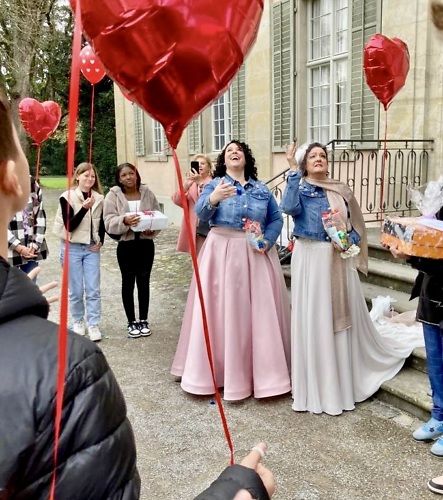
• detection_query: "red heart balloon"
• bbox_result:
[18,98,62,144]
[363,34,410,111]
[79,44,106,85]
[73,0,264,148]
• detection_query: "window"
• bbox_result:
[308,0,349,144]
[350,0,378,140]
[212,91,231,151]
[133,105,145,157]
[188,116,202,154]
[152,120,166,154]
[231,65,246,142]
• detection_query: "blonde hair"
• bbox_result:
[194,154,213,175]
[73,162,103,194]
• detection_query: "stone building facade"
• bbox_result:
[114,0,443,225]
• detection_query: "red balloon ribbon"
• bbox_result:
[172,150,234,464]
[363,34,410,111]
[71,0,264,148]
[49,1,82,498]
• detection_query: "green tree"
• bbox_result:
[78,77,117,191]
[0,0,117,184]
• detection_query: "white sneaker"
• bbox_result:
[138,320,151,337]
[72,320,86,336]
[88,325,102,342]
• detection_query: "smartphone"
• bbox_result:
[190,161,199,174]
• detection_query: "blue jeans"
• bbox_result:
[18,260,39,282]
[423,323,443,420]
[60,241,101,326]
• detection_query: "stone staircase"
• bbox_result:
[281,226,432,421]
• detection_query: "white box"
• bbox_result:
[126,210,169,231]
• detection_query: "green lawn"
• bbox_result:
[38,176,68,190]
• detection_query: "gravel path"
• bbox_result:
[38,188,440,500]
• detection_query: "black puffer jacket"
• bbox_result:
[195,465,270,500]
[409,208,443,327]
[0,258,140,499]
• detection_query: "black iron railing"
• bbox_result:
[267,139,434,253]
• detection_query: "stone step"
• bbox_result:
[361,257,418,294]
[376,366,432,421]
[360,282,418,313]
[406,347,427,374]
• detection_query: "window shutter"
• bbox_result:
[231,65,246,142]
[133,105,146,156]
[188,116,202,154]
[350,0,378,140]
[272,0,293,151]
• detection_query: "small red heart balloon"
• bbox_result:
[18,98,62,144]
[73,0,264,148]
[79,43,106,85]
[363,34,410,111]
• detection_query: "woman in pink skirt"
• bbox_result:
[171,140,291,401]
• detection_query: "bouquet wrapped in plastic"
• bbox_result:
[321,209,360,260]
[244,219,266,253]
[407,175,443,218]
[381,176,443,258]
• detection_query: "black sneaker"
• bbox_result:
[138,320,151,337]
[127,321,141,338]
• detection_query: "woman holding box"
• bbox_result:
[280,142,421,416]
[104,162,161,338]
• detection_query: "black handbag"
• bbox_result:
[196,219,211,237]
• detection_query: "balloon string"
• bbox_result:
[35,144,41,182]
[379,116,388,226]
[172,149,234,465]
[88,83,95,164]
[49,0,82,497]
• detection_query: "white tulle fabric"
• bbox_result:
[290,238,424,415]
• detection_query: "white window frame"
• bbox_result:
[152,120,166,154]
[212,90,232,152]
[134,105,145,157]
[307,0,349,144]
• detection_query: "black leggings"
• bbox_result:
[116,238,155,323]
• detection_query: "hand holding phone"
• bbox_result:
[190,160,199,174]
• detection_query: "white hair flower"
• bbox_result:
[294,142,332,166]
[294,142,310,166]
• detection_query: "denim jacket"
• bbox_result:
[195,174,283,248]
[280,170,360,244]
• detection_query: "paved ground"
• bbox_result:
[39,188,442,499]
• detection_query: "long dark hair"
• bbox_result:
[298,142,328,177]
[214,140,258,180]
[115,162,141,191]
